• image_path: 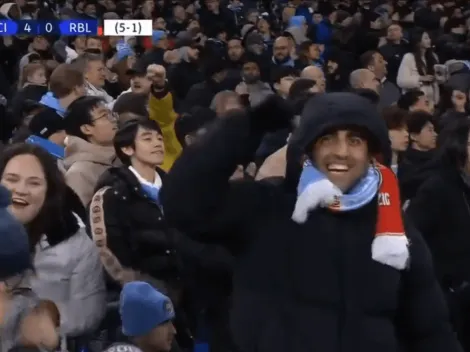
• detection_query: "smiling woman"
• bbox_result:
[0,143,106,339]
[0,144,63,239]
[2,153,46,225]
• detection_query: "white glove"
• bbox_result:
[291,179,342,224]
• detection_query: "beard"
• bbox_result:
[243,73,260,84]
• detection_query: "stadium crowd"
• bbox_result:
[2,0,470,352]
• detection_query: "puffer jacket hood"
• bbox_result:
[285,92,391,190]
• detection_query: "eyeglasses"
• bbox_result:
[92,111,118,123]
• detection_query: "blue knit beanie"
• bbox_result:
[0,185,32,280]
[120,281,175,337]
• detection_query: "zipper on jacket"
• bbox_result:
[336,221,345,352]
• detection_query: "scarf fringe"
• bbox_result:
[372,235,409,270]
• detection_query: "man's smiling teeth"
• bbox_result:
[327,164,348,172]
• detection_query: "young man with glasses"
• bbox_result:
[63,96,119,206]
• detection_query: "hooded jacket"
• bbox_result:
[31,206,106,337]
[64,136,118,206]
[161,94,461,352]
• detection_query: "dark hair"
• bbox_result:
[174,107,216,148]
[438,86,467,114]
[271,66,298,84]
[288,78,316,99]
[382,106,409,130]
[407,111,434,134]
[0,143,69,250]
[359,50,378,69]
[409,28,437,75]
[443,16,466,34]
[113,92,149,118]
[64,96,104,141]
[397,89,425,110]
[297,40,314,66]
[437,117,470,168]
[28,53,41,63]
[114,119,162,165]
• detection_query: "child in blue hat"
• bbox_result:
[103,281,177,352]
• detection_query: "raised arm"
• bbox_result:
[160,96,293,238]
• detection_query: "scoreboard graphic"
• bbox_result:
[0,19,153,36]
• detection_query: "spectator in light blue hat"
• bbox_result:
[111,41,137,92]
[116,42,135,63]
[152,30,169,49]
[118,281,176,352]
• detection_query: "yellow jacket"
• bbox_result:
[148,90,182,171]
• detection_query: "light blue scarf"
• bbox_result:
[128,166,162,205]
[39,92,66,117]
[297,161,380,212]
[140,183,160,204]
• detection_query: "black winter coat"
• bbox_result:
[161,111,461,352]
[168,61,205,102]
[398,148,436,202]
[379,41,409,85]
[407,168,470,286]
[93,166,233,293]
[94,166,182,293]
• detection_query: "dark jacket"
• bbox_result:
[8,85,48,135]
[183,79,226,112]
[437,110,467,133]
[199,8,237,38]
[137,47,165,69]
[379,40,409,85]
[168,61,205,101]
[398,148,436,202]
[93,166,232,292]
[93,166,182,293]
[407,167,470,285]
[92,166,233,350]
[161,94,461,352]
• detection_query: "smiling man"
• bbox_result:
[161,94,462,352]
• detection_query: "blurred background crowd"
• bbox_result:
[2,0,470,351]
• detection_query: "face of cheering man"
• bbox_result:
[311,128,371,192]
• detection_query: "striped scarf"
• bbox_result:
[292,161,409,270]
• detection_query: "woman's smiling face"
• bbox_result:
[1,154,47,225]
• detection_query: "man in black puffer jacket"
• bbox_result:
[161,94,462,352]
